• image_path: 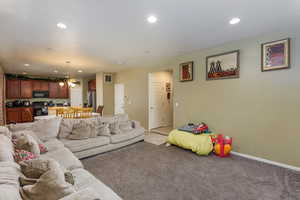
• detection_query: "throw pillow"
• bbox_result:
[20,159,74,185]
[86,119,98,138]
[33,117,62,142]
[20,159,75,200]
[67,120,91,140]
[58,118,78,139]
[119,120,133,132]
[109,122,121,135]
[15,134,40,156]
[39,144,48,154]
[14,150,37,163]
[20,159,52,179]
[97,123,111,136]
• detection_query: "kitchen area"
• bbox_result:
[5,74,72,124]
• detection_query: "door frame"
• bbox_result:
[148,71,174,131]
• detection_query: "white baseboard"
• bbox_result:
[231,151,300,172]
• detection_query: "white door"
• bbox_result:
[114,84,125,115]
[70,87,83,107]
[148,73,171,130]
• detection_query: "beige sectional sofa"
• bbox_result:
[0,114,145,200]
[58,114,145,159]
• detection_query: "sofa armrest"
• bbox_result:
[131,120,141,129]
[59,188,101,200]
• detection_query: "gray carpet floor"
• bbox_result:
[82,142,300,200]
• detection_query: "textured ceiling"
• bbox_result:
[0,0,299,77]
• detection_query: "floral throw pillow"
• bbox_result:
[39,144,48,154]
[14,149,37,163]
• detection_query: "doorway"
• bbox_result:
[114,84,125,115]
[148,71,173,135]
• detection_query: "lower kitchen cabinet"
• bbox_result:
[6,107,33,124]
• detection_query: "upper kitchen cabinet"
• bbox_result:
[6,79,20,99]
[20,80,33,99]
[49,81,59,98]
[32,80,49,91]
[58,83,69,99]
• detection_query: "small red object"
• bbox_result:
[213,134,232,157]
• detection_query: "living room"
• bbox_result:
[0,1,299,200]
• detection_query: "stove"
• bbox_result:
[32,102,48,116]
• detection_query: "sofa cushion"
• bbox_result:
[0,162,22,200]
[0,126,12,138]
[44,139,65,152]
[71,168,122,200]
[0,135,14,162]
[61,136,110,153]
[40,147,83,170]
[110,128,144,144]
[33,117,62,142]
[59,187,103,200]
[8,122,35,133]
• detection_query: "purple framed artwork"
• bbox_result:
[261,38,290,72]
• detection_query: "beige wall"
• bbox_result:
[116,31,300,167]
[116,67,172,129]
[103,74,115,115]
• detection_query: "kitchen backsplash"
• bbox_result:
[5,98,70,104]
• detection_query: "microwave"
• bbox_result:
[32,91,49,98]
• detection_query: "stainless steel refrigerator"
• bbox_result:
[88,91,97,112]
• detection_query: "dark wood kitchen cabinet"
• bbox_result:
[33,80,49,91]
[20,80,33,99]
[58,84,69,99]
[20,107,33,122]
[49,82,69,99]
[6,79,20,99]
[6,107,33,124]
[6,108,21,123]
[49,82,59,98]
[88,79,96,91]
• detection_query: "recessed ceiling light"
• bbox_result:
[147,15,158,24]
[78,70,83,73]
[229,17,241,25]
[54,70,58,73]
[57,22,67,29]
[24,64,30,67]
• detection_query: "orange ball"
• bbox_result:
[214,144,232,156]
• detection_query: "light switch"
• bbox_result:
[175,102,179,107]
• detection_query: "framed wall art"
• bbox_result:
[179,61,193,82]
[261,38,290,72]
[206,50,240,80]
